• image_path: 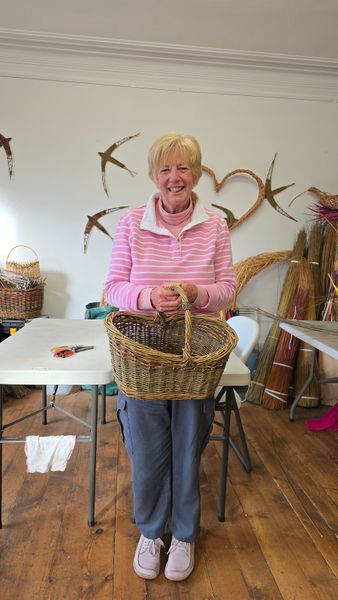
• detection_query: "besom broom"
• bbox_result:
[262,259,311,410]
[246,228,307,405]
[293,223,322,407]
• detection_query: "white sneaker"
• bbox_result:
[164,536,195,581]
[133,534,164,579]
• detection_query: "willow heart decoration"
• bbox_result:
[202,154,296,230]
[203,166,265,230]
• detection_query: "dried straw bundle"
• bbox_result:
[246,229,307,405]
[319,223,337,318]
[292,260,320,407]
[234,250,292,300]
[0,268,44,290]
[262,260,311,410]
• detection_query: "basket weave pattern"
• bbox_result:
[6,245,41,279]
[1,245,44,319]
[0,285,44,319]
[105,285,237,400]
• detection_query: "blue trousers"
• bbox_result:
[117,392,215,542]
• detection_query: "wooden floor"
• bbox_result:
[0,388,337,600]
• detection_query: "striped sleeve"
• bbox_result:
[201,217,236,312]
[105,211,145,311]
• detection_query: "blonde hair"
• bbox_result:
[148,131,202,185]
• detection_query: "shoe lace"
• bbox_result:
[167,538,190,557]
[142,537,164,556]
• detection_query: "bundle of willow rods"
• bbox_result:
[262,259,311,410]
[308,222,324,320]
[318,222,337,318]
[246,228,307,405]
[293,267,320,407]
[293,223,322,407]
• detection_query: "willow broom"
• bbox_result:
[308,221,323,320]
[262,259,311,410]
[318,222,337,318]
[293,223,322,407]
[246,228,307,405]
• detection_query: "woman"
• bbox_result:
[105,131,236,581]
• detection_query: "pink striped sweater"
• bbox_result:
[105,193,236,315]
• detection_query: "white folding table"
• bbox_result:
[280,320,338,420]
[0,318,113,528]
[0,318,251,527]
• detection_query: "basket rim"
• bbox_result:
[105,310,238,365]
[0,282,45,293]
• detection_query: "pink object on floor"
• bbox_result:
[305,403,338,431]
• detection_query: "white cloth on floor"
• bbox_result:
[24,435,76,473]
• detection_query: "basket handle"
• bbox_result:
[165,284,193,364]
[6,245,39,262]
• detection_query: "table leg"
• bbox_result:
[0,385,3,528]
[88,385,98,527]
[42,385,47,425]
[289,348,317,421]
[101,385,106,425]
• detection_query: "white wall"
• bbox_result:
[1,66,337,343]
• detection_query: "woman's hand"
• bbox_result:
[150,281,198,314]
[150,286,182,315]
[177,281,198,304]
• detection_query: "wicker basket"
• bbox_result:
[6,245,41,279]
[104,285,237,400]
[0,284,45,319]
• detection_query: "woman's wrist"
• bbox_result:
[192,286,209,308]
[138,288,155,310]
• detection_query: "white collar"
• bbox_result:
[140,192,209,236]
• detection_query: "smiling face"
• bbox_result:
[155,154,195,214]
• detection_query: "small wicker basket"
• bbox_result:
[6,245,41,279]
[104,285,237,400]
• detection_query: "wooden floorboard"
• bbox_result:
[0,389,337,600]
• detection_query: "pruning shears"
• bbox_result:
[51,345,94,358]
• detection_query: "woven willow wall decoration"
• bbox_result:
[202,153,296,230]
[83,207,128,253]
[0,132,14,180]
[98,132,140,197]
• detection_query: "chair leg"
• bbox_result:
[230,400,252,473]
[217,387,233,522]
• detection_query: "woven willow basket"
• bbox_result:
[6,245,41,279]
[104,285,238,400]
[0,284,45,319]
